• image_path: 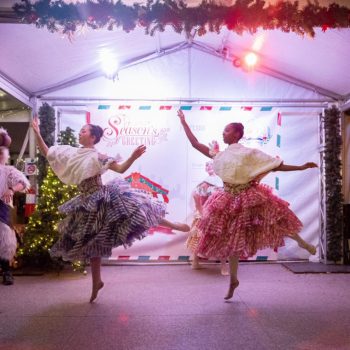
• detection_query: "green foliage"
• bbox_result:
[37,102,55,188]
[57,127,78,147]
[13,0,350,38]
[323,105,343,262]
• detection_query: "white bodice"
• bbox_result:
[47,145,114,185]
[213,143,282,184]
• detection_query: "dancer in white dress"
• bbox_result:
[32,118,189,302]
[0,143,30,285]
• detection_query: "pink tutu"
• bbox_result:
[196,183,303,259]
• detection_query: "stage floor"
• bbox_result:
[1,263,350,350]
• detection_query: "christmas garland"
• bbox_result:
[13,0,350,37]
[323,106,343,262]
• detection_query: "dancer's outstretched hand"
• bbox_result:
[31,116,40,135]
[131,145,146,160]
[302,162,318,169]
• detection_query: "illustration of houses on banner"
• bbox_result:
[243,125,272,147]
[124,172,173,234]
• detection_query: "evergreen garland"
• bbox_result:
[37,102,55,189]
[323,105,343,262]
[19,127,79,268]
[13,0,350,38]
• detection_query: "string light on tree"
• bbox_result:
[20,127,82,270]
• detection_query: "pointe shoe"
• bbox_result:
[89,281,104,303]
[174,222,191,232]
[224,280,239,300]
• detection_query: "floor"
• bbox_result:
[1,263,350,350]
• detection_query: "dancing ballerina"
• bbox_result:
[178,110,317,300]
[32,118,189,302]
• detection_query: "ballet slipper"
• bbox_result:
[89,281,104,303]
[224,280,239,300]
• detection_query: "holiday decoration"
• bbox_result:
[13,0,350,38]
[322,105,343,262]
[19,127,79,268]
[125,172,169,203]
[125,172,172,234]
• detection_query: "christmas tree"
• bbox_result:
[19,127,79,268]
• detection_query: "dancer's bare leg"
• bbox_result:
[224,256,239,300]
[288,233,316,255]
[220,259,229,276]
[192,255,200,269]
[159,218,190,232]
[90,257,104,303]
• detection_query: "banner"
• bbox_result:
[59,104,320,261]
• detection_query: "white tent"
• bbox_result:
[0,0,349,262]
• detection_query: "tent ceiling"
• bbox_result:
[0,1,350,102]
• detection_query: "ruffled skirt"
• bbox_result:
[0,201,16,261]
[196,183,303,259]
[0,222,17,261]
[186,212,201,253]
[50,176,166,262]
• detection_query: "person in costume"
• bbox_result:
[187,159,228,275]
[0,140,30,285]
[32,118,189,302]
[178,110,317,300]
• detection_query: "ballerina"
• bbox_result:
[178,109,317,300]
[32,118,189,302]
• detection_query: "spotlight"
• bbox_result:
[99,50,118,79]
[233,58,241,68]
[244,52,258,68]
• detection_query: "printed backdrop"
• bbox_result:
[59,103,320,261]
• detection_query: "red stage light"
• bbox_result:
[233,58,241,67]
[244,52,258,68]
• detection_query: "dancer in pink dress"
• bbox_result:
[178,110,317,300]
[187,160,228,275]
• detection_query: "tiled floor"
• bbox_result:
[1,263,350,350]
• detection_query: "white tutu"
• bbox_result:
[0,222,17,261]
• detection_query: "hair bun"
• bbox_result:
[0,128,12,147]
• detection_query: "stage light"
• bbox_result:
[244,52,258,68]
[99,50,118,79]
[233,58,241,67]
